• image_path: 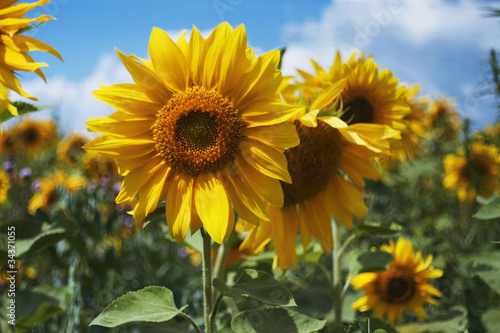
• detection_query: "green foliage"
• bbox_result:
[231,308,326,333]
[90,286,188,328]
[396,306,467,333]
[213,269,296,307]
[15,286,72,332]
[473,193,500,220]
[482,308,500,331]
[353,221,403,237]
[0,101,48,124]
[346,249,394,275]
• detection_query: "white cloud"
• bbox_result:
[15,53,131,135]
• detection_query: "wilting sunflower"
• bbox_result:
[57,133,88,167]
[443,142,500,202]
[83,23,300,244]
[296,52,408,153]
[28,170,86,214]
[12,117,57,153]
[0,0,62,125]
[425,96,461,141]
[240,81,382,270]
[351,238,443,324]
[0,169,10,203]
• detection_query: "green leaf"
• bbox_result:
[397,306,467,333]
[482,308,500,332]
[90,286,187,327]
[476,271,500,295]
[213,269,296,306]
[347,249,394,275]
[353,221,403,237]
[473,193,500,220]
[231,308,326,333]
[0,101,55,123]
[15,286,72,330]
[1,218,75,258]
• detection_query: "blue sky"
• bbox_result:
[14,0,500,134]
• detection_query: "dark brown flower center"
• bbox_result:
[375,266,416,304]
[153,86,246,176]
[281,120,342,206]
[341,97,374,124]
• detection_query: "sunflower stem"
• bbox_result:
[201,228,214,333]
[332,219,343,329]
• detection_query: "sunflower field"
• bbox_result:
[1,1,500,333]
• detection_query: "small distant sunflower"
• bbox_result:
[28,170,86,214]
[240,82,381,270]
[82,150,119,181]
[0,128,15,155]
[83,23,300,243]
[443,142,500,202]
[426,96,461,141]
[296,53,409,153]
[0,169,10,203]
[0,0,62,125]
[57,133,88,167]
[351,238,443,324]
[13,117,57,153]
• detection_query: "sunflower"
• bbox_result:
[82,150,120,182]
[0,169,10,203]
[425,96,461,141]
[240,81,382,270]
[83,23,300,244]
[390,85,428,160]
[0,127,15,155]
[296,52,409,153]
[28,170,86,214]
[443,142,500,202]
[57,133,88,167]
[12,117,57,153]
[351,238,443,324]
[0,0,62,125]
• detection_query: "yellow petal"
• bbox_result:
[92,83,163,115]
[82,135,155,159]
[240,139,291,183]
[86,112,153,137]
[133,164,170,222]
[244,121,299,151]
[194,173,234,244]
[149,27,189,92]
[116,49,171,102]
[166,174,194,242]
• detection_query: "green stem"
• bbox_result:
[332,219,342,329]
[212,237,229,301]
[210,293,224,327]
[201,228,213,333]
[178,313,202,333]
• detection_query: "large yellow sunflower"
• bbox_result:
[296,52,408,153]
[240,81,382,270]
[0,169,10,203]
[12,117,57,153]
[28,170,86,214]
[0,0,62,124]
[443,142,500,202]
[83,23,300,244]
[57,133,88,167]
[351,238,443,324]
